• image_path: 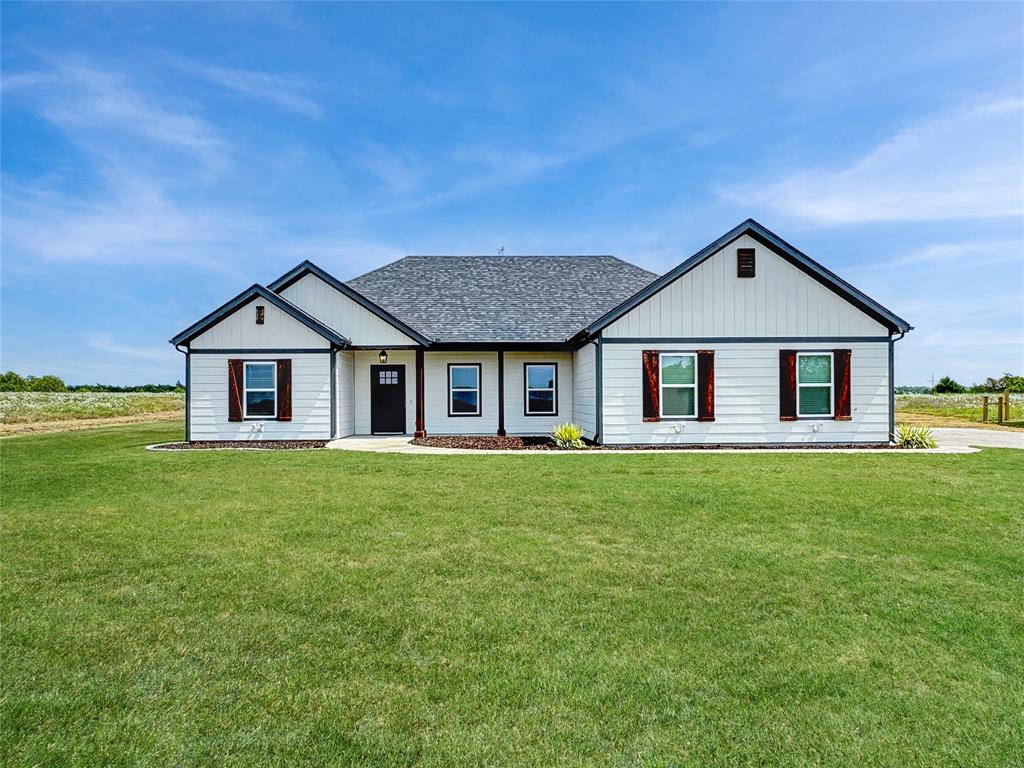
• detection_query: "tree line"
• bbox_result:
[897,373,1024,395]
[0,371,184,393]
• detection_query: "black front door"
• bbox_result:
[370,364,406,434]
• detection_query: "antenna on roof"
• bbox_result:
[497,247,505,255]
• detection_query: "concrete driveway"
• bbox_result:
[930,428,1024,450]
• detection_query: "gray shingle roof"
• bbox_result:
[346,255,658,343]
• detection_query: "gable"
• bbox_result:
[278,273,418,346]
[189,295,332,349]
[602,233,889,339]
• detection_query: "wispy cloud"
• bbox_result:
[85,332,179,361]
[847,239,1023,273]
[8,60,230,175]
[175,61,322,117]
[718,97,1024,224]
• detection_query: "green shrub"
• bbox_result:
[934,376,966,394]
[552,422,585,449]
[894,423,937,449]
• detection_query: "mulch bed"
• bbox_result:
[155,440,328,450]
[411,436,894,451]
[411,435,571,450]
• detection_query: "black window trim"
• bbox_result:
[447,362,483,417]
[523,362,558,417]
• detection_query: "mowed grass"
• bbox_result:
[2,423,1022,767]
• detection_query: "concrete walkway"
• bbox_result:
[930,427,1024,450]
[326,435,979,455]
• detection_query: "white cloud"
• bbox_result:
[718,97,1024,224]
[176,61,322,117]
[85,332,178,361]
[27,61,229,175]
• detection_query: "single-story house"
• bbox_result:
[170,219,912,446]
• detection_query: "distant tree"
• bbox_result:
[934,376,966,394]
[26,375,67,392]
[0,371,27,391]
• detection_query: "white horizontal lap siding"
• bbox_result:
[603,234,887,338]
[336,350,355,437]
[353,350,417,435]
[424,352,498,435]
[601,342,889,445]
[573,344,597,439]
[189,297,329,349]
[502,351,574,435]
[189,353,331,440]
[279,274,415,346]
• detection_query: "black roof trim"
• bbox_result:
[582,219,912,337]
[267,260,433,346]
[169,284,350,348]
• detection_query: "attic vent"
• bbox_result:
[737,248,755,278]
[255,305,265,325]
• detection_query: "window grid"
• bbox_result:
[243,361,276,419]
[659,353,697,419]
[448,364,481,417]
[524,363,557,416]
[796,351,834,418]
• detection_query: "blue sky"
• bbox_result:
[2,2,1022,386]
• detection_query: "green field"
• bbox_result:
[0,392,184,424]
[896,393,1024,429]
[2,422,1022,767]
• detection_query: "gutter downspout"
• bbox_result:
[889,331,906,442]
[174,343,190,442]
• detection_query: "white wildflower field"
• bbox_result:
[0,392,184,424]
[896,393,1023,423]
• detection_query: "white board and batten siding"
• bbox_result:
[279,273,416,346]
[602,234,888,339]
[189,297,331,350]
[600,341,889,445]
[572,344,597,439]
[190,353,332,440]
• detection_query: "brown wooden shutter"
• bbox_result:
[697,350,715,421]
[642,350,660,422]
[779,350,797,421]
[276,359,292,421]
[228,359,244,422]
[834,349,852,420]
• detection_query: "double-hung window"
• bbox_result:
[524,363,557,415]
[449,364,481,416]
[244,361,277,418]
[660,353,696,418]
[797,352,833,417]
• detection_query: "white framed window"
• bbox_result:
[659,353,696,418]
[524,363,557,415]
[244,361,277,418]
[448,363,481,416]
[797,352,833,417]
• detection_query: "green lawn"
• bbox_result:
[2,423,1022,767]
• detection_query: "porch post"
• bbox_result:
[497,350,506,436]
[414,347,426,438]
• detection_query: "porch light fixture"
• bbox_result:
[378,349,388,364]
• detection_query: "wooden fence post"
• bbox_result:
[982,396,989,422]
[998,395,1004,423]
[1006,390,1012,422]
